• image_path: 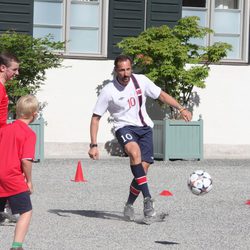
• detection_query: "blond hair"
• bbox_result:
[16,95,39,119]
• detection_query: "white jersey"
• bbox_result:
[93,74,161,131]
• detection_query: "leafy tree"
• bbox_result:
[0,31,64,116]
[117,16,232,118]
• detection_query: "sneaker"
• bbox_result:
[4,203,20,223]
[6,213,19,223]
[3,207,18,223]
[143,197,156,218]
[123,203,135,221]
[0,212,6,223]
[0,213,18,224]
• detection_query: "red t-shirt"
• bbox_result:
[0,82,9,128]
[0,120,36,197]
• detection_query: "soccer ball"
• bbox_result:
[188,170,212,195]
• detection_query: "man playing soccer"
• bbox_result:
[0,52,20,223]
[88,55,191,222]
[0,95,39,250]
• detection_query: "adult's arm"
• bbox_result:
[88,114,101,160]
[158,90,192,122]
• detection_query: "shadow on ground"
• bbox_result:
[155,240,180,245]
[48,209,124,221]
[47,209,164,225]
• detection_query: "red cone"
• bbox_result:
[160,190,173,196]
[245,200,250,205]
[71,161,87,182]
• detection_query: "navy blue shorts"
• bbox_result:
[115,126,154,164]
[0,191,32,214]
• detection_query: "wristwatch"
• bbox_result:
[89,143,98,148]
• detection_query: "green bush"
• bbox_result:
[118,16,232,118]
[0,31,65,116]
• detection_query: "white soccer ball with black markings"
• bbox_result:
[188,170,212,195]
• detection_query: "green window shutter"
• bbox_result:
[0,0,34,35]
[108,0,145,59]
[146,0,182,28]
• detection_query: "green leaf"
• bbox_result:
[0,31,65,115]
[117,16,231,115]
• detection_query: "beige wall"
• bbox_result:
[193,64,250,144]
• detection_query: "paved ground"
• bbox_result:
[1,157,250,250]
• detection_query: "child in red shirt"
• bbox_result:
[0,95,39,250]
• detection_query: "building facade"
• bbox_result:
[1,0,250,157]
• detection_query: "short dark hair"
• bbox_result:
[0,52,20,67]
[114,55,133,68]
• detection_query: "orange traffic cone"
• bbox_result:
[71,161,87,182]
[160,190,173,196]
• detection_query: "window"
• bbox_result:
[33,0,109,58]
[182,0,249,62]
[183,0,206,7]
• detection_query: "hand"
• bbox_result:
[88,147,99,160]
[27,181,33,194]
[180,109,192,122]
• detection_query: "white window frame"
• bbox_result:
[182,0,249,63]
[33,0,109,58]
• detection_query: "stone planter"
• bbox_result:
[8,117,44,162]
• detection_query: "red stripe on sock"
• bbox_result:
[136,176,147,185]
[130,185,140,196]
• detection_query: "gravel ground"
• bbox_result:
[1,158,250,250]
